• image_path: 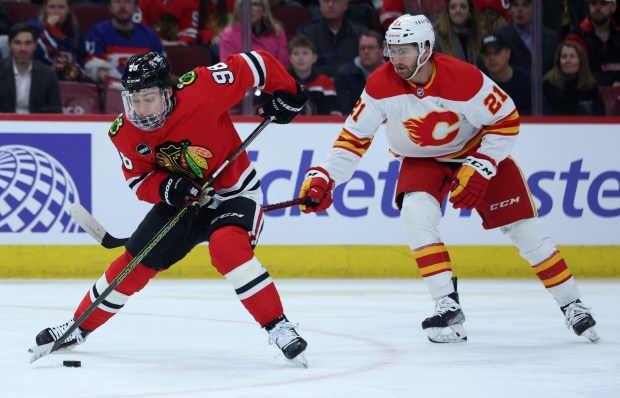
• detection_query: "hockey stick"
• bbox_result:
[70,203,129,249]
[30,117,273,363]
[72,197,312,249]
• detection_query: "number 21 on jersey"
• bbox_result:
[484,85,508,115]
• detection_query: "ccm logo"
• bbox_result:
[211,212,244,225]
[490,197,520,210]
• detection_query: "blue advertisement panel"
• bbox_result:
[0,133,91,233]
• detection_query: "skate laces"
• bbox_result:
[49,320,85,344]
[435,295,460,315]
[563,301,593,328]
[268,321,300,348]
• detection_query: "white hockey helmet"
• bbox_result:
[384,14,435,57]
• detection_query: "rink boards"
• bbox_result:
[0,115,618,278]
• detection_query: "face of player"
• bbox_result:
[588,0,617,25]
[358,36,383,70]
[448,0,470,28]
[387,44,421,80]
[290,46,317,75]
[109,0,137,24]
[482,47,510,74]
[45,0,70,27]
[122,87,172,131]
[10,31,37,66]
[132,89,164,116]
[559,45,580,76]
[508,0,532,29]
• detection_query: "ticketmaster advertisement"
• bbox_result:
[1,119,618,246]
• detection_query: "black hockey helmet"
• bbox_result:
[122,52,171,92]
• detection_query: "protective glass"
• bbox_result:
[383,42,419,59]
[121,87,172,131]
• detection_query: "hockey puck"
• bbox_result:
[63,360,81,368]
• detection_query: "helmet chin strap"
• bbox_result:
[406,51,430,81]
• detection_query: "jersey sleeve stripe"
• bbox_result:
[480,109,520,136]
[240,51,266,88]
[333,129,373,157]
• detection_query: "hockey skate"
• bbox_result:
[421,277,467,343]
[561,300,600,343]
[266,315,308,368]
[28,319,90,353]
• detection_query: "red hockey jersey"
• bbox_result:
[107,50,297,205]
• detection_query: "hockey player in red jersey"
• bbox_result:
[299,14,599,344]
[31,50,310,365]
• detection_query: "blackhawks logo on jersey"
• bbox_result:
[402,111,461,147]
[176,71,197,90]
[108,114,124,137]
[155,140,213,179]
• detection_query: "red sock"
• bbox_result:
[210,226,283,326]
[75,250,158,331]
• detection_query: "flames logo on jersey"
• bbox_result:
[108,114,123,137]
[402,111,461,147]
[155,140,213,179]
[176,71,197,90]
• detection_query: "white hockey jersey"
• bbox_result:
[321,53,521,186]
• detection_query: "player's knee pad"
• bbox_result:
[209,225,254,275]
[400,191,443,249]
[500,218,557,264]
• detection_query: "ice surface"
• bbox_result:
[1,279,618,398]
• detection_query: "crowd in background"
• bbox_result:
[0,0,618,116]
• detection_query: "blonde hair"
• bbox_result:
[435,0,482,63]
[544,41,598,91]
[232,0,282,35]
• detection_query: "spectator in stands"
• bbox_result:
[566,0,620,87]
[0,24,62,114]
[298,0,365,77]
[543,40,605,115]
[494,0,561,77]
[86,0,164,84]
[29,0,91,81]
[198,0,233,63]
[479,32,532,115]
[560,0,590,37]
[137,0,199,45]
[0,4,9,59]
[474,0,509,34]
[333,30,384,114]
[287,35,339,114]
[219,0,289,67]
[380,0,444,32]
[345,0,377,30]
[434,0,483,65]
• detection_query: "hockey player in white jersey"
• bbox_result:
[298,14,599,343]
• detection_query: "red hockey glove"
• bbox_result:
[256,83,308,124]
[298,167,335,213]
[159,173,202,208]
[449,153,497,210]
